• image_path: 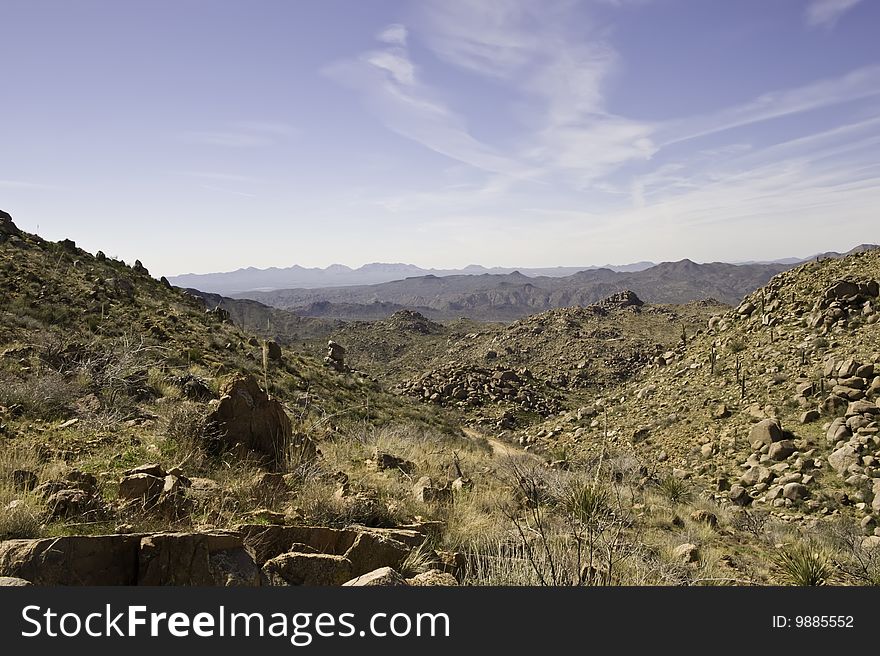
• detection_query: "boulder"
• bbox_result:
[406,570,458,586]
[768,440,796,461]
[825,417,850,443]
[672,543,700,564]
[262,553,352,586]
[821,394,849,416]
[342,566,408,587]
[0,535,141,585]
[118,473,164,504]
[373,449,415,474]
[799,410,820,424]
[828,445,860,474]
[728,485,752,506]
[0,576,31,586]
[206,373,293,470]
[847,400,879,416]
[265,341,283,361]
[782,483,808,501]
[342,532,411,578]
[740,466,773,487]
[46,488,103,519]
[0,210,21,238]
[238,525,361,564]
[749,419,783,445]
[412,477,453,505]
[138,532,260,586]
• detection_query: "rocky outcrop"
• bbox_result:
[0,535,141,585]
[138,532,261,586]
[324,340,348,372]
[206,373,293,470]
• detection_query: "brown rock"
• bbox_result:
[406,570,458,586]
[343,532,411,578]
[0,535,140,585]
[749,419,783,445]
[342,566,408,587]
[138,532,260,586]
[206,373,293,470]
[262,553,352,586]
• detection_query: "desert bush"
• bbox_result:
[163,402,211,469]
[658,474,691,504]
[0,369,85,419]
[399,543,439,578]
[822,518,880,585]
[772,541,834,586]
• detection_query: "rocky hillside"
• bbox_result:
[3,209,880,587]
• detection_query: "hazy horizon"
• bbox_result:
[2,0,879,277]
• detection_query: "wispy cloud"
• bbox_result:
[377,23,407,46]
[324,0,879,264]
[172,171,265,184]
[179,121,296,147]
[323,22,529,177]
[660,64,880,146]
[805,0,863,28]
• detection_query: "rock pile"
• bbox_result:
[385,310,444,334]
[117,463,192,517]
[809,279,879,332]
[397,364,561,416]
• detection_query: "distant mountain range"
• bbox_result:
[231,259,790,321]
[168,245,878,295]
[168,261,657,294]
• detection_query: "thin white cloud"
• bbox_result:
[805,0,863,27]
[179,121,296,147]
[661,64,880,146]
[323,27,529,177]
[365,49,416,85]
[181,131,273,147]
[377,23,407,46]
[172,171,265,184]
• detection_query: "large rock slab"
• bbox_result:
[238,524,424,566]
[239,525,360,564]
[138,532,260,586]
[0,535,141,585]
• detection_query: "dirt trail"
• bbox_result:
[461,426,538,461]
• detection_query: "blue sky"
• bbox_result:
[1,0,878,276]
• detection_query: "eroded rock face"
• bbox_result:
[0,535,141,585]
[137,532,261,586]
[206,373,293,470]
